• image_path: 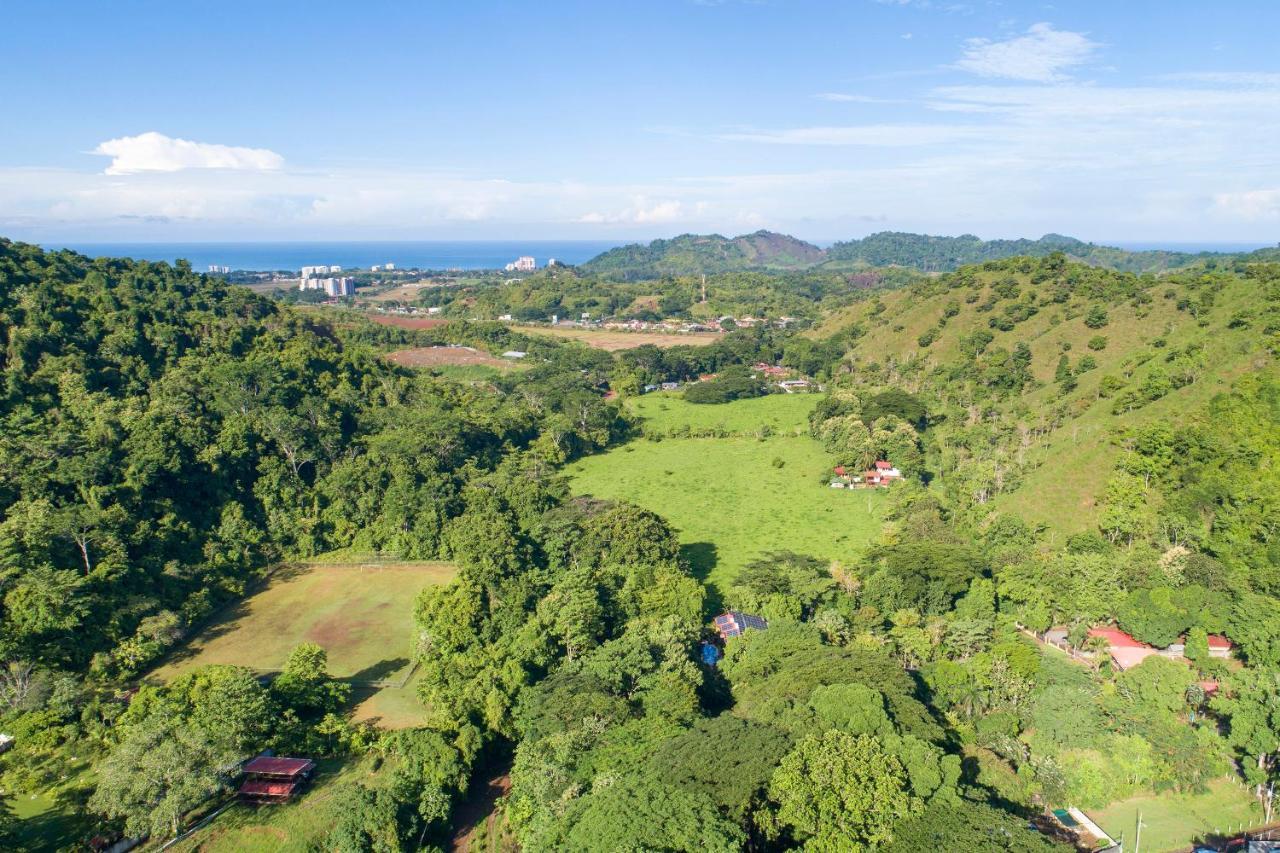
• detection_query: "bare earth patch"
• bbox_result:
[386,345,510,369]
[515,324,723,350]
[371,314,450,330]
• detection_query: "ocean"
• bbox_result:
[40,240,626,272]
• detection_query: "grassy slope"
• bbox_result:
[166,755,383,853]
[815,268,1267,534]
[565,394,886,599]
[1087,777,1263,852]
[148,559,455,729]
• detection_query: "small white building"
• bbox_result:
[384,262,396,271]
[502,351,527,359]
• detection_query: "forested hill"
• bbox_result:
[583,229,1279,277]
[580,230,825,279]
[824,231,1227,273]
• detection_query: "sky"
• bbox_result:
[2,0,1279,244]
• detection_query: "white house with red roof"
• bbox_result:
[1086,626,1234,670]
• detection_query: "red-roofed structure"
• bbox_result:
[1207,635,1234,658]
[1199,680,1220,697]
[239,755,314,802]
[242,756,314,778]
[1087,627,1149,649]
[1087,627,1159,671]
[240,779,303,801]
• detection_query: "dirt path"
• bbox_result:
[450,771,512,853]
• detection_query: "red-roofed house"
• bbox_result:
[1087,627,1159,671]
[239,756,314,802]
[1207,635,1234,659]
[862,461,903,488]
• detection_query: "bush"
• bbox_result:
[1087,335,1108,351]
[1084,306,1109,329]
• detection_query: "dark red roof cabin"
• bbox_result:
[239,756,315,802]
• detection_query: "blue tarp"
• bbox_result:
[700,642,721,666]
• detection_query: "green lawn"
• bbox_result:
[148,559,455,729]
[10,766,97,853]
[1087,778,1264,852]
[567,394,886,598]
[627,391,818,435]
[167,756,378,852]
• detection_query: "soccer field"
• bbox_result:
[566,394,886,598]
[148,559,455,728]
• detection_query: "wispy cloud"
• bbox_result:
[1213,188,1280,220]
[92,132,284,176]
[719,124,986,145]
[955,22,1098,82]
[1157,71,1280,87]
[810,93,912,104]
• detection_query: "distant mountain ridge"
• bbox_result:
[581,230,1278,278]
[580,230,825,279]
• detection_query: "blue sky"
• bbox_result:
[3,0,1279,243]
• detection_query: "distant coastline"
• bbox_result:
[38,240,626,272]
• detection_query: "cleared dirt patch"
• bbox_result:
[516,324,723,350]
[386,345,510,369]
[371,314,450,330]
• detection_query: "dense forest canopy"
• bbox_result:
[576,229,1280,279]
[2,237,1279,852]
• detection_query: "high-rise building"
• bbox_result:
[504,256,536,272]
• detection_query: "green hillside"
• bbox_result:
[581,230,825,279]
[812,254,1278,533]
[581,229,1280,279]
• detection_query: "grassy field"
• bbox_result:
[167,756,380,852]
[626,390,817,435]
[566,394,885,597]
[512,324,723,350]
[1087,778,1264,852]
[148,559,455,729]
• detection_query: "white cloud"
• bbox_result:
[955,23,1098,82]
[578,198,693,224]
[1212,188,1280,220]
[92,132,284,176]
[720,124,986,145]
[1158,71,1280,87]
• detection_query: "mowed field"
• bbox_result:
[566,394,886,597]
[514,324,723,350]
[149,559,455,729]
[1087,778,1264,852]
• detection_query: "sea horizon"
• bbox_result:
[38,239,629,272]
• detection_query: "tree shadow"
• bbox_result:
[349,657,411,684]
[680,542,723,616]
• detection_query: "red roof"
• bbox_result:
[874,460,893,470]
[1207,634,1232,649]
[239,779,300,799]
[833,466,847,476]
[242,756,314,777]
[1087,627,1152,649]
[1199,680,1220,695]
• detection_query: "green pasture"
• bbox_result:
[147,558,455,729]
[568,394,885,597]
[1087,777,1265,852]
